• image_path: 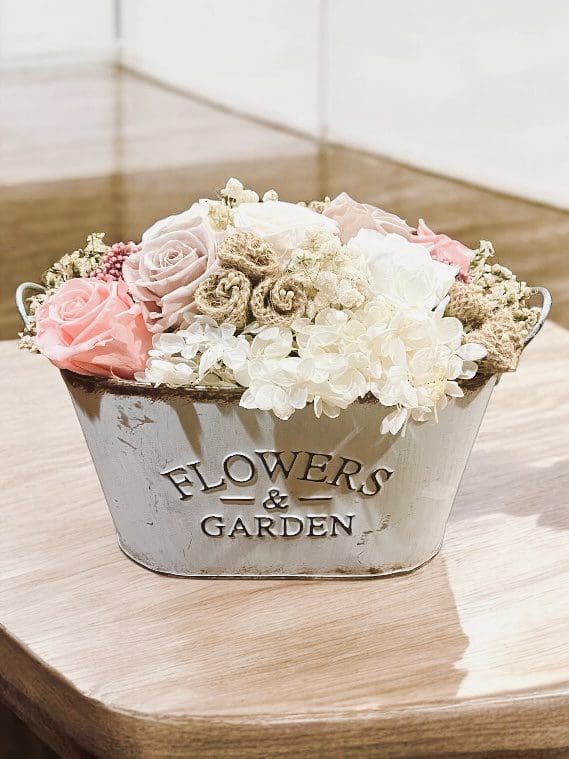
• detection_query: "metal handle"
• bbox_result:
[524,286,552,347]
[15,282,45,329]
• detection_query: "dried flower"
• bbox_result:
[444,242,539,375]
[217,231,281,280]
[233,200,338,262]
[352,229,458,311]
[323,192,414,243]
[194,269,251,330]
[123,215,217,332]
[287,230,372,318]
[19,233,109,350]
[412,219,474,283]
[42,232,108,292]
[35,278,151,379]
[250,274,308,326]
[91,242,139,281]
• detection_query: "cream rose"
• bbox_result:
[351,229,458,310]
[123,214,217,332]
[323,192,414,243]
[233,201,338,261]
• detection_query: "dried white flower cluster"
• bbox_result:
[206,178,279,230]
[43,232,108,290]
[469,240,538,327]
[238,299,482,434]
[19,233,109,350]
[139,291,482,436]
[287,230,372,318]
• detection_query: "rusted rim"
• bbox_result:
[61,369,247,402]
[61,369,493,402]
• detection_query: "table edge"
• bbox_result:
[2,628,569,758]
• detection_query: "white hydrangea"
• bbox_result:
[134,317,250,388]
[235,320,366,421]
[287,230,372,318]
[234,301,486,435]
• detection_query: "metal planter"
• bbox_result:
[63,371,496,577]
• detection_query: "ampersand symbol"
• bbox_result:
[262,488,289,510]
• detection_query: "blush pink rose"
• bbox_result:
[322,192,414,244]
[35,278,151,379]
[412,219,474,282]
[123,214,217,332]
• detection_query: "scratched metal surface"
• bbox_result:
[64,371,496,577]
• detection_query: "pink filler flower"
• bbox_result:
[35,278,151,379]
[91,241,140,282]
[412,219,474,282]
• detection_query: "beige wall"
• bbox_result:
[119,0,569,210]
[120,0,322,136]
[0,0,115,60]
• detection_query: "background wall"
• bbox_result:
[118,0,569,210]
[324,0,569,210]
[119,0,322,136]
[1,0,568,209]
[0,0,115,61]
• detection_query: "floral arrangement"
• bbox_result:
[20,179,539,435]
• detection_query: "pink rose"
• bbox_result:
[322,192,414,244]
[412,219,474,282]
[35,278,151,379]
[123,214,217,332]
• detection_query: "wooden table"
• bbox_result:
[1,327,569,759]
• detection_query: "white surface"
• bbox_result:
[325,0,569,208]
[119,0,321,135]
[119,0,569,208]
[0,0,115,60]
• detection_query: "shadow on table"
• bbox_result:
[453,447,569,533]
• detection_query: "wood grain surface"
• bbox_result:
[1,324,568,758]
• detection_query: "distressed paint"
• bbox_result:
[62,372,497,578]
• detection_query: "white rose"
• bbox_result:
[233,201,338,261]
[142,201,230,244]
[351,229,458,310]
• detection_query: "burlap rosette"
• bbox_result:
[447,282,529,374]
[463,312,525,374]
[217,231,281,281]
[445,282,494,327]
[194,269,251,330]
[195,231,308,328]
[251,274,308,326]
